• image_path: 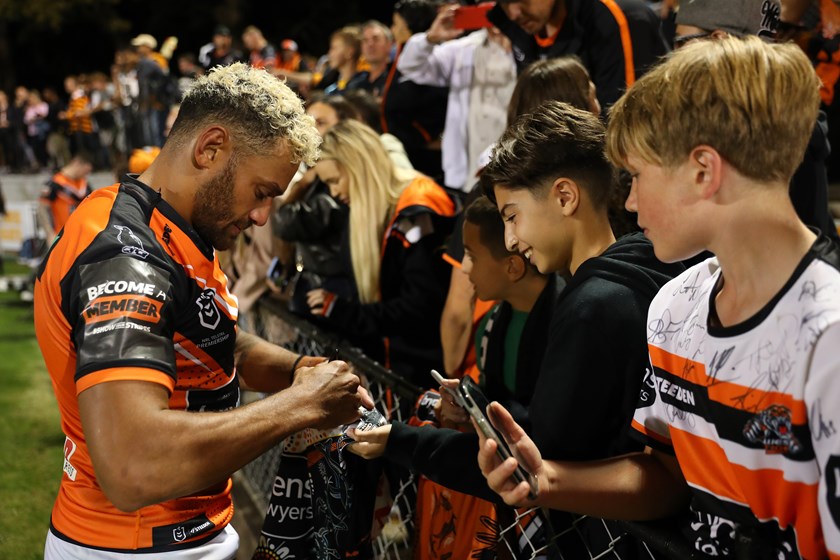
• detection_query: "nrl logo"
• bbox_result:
[196,288,221,329]
[172,526,187,542]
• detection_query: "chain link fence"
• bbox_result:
[239,296,700,560]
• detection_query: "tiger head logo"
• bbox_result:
[743,404,802,455]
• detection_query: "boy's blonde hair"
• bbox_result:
[606,36,820,183]
[319,120,417,303]
[170,62,321,166]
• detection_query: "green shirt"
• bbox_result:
[474,304,529,394]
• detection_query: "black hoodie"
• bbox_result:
[384,232,683,499]
[789,112,840,248]
[529,231,684,462]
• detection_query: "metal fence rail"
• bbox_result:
[240,296,700,560]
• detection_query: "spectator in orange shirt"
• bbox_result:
[38,152,94,239]
[242,25,278,72]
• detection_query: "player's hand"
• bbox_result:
[427,4,464,44]
[476,401,542,506]
[435,378,469,425]
[346,424,392,459]
[293,360,373,428]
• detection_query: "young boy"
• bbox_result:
[477,37,840,559]
[448,195,555,424]
[38,152,93,241]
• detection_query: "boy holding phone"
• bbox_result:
[352,103,683,556]
[352,195,557,557]
[478,37,840,559]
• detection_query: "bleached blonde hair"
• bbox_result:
[320,120,417,303]
[169,62,321,165]
[606,36,820,183]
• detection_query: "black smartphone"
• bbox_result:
[458,377,539,500]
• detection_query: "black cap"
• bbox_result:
[213,25,232,37]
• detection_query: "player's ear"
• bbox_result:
[193,126,230,170]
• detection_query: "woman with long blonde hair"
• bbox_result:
[307,119,456,385]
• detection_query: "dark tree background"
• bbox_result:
[0,0,397,92]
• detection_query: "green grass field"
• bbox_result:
[1,258,30,276]
[0,287,63,558]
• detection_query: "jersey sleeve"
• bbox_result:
[40,180,59,202]
[396,33,457,87]
[804,320,840,556]
[70,254,177,393]
[629,356,676,454]
[629,288,678,453]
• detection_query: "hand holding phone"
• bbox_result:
[427,5,465,45]
[458,377,539,500]
[431,369,469,424]
[431,369,463,405]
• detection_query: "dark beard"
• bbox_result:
[192,159,238,251]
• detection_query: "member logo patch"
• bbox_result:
[196,288,221,329]
[743,404,802,455]
[84,295,161,324]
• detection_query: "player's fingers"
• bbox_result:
[357,386,374,410]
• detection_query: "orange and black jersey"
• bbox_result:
[40,172,92,233]
[322,176,456,388]
[487,0,668,108]
[34,175,239,552]
[65,90,94,134]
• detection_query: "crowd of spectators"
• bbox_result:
[2,0,838,184]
